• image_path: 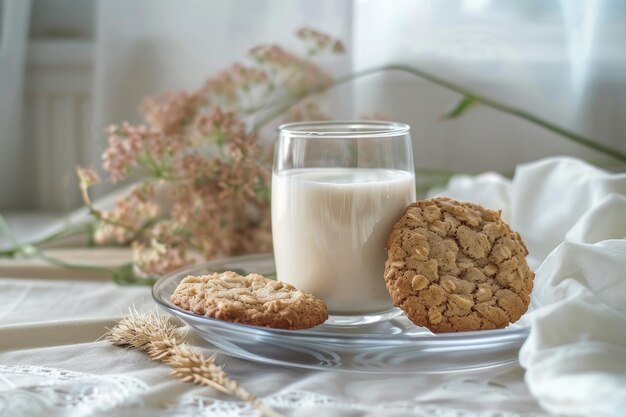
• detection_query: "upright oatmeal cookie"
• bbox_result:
[170,271,328,330]
[384,197,534,333]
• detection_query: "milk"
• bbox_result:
[272,168,416,314]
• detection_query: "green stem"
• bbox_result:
[0,213,19,248]
[30,221,93,247]
[36,248,156,285]
[37,251,118,275]
[141,149,168,179]
[87,207,136,234]
[254,64,626,163]
[0,221,92,256]
[41,252,157,286]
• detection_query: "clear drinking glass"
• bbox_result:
[272,121,416,324]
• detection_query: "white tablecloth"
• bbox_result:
[2,157,625,417]
[0,277,546,417]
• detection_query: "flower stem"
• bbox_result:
[36,251,118,274]
[254,64,626,163]
[0,213,19,248]
[30,222,93,247]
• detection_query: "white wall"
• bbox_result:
[5,0,626,210]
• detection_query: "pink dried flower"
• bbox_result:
[288,101,328,122]
[76,166,101,207]
[102,123,144,182]
[203,63,268,106]
[296,28,345,55]
[76,166,101,188]
[249,45,298,67]
[84,28,344,270]
[130,182,156,202]
[141,91,201,135]
[102,123,187,182]
[150,220,188,246]
[172,139,270,259]
[249,44,332,95]
[332,41,345,54]
[193,107,246,143]
[132,239,190,276]
[191,107,259,164]
[93,190,160,245]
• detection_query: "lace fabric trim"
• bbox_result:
[173,390,546,417]
[0,364,148,414]
[0,365,544,417]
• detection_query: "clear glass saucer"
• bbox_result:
[324,307,403,327]
[153,253,531,373]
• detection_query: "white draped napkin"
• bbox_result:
[437,157,626,417]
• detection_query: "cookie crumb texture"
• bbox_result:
[170,271,328,330]
[385,197,534,333]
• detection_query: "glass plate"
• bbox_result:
[153,253,530,373]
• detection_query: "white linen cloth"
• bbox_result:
[0,156,624,417]
[440,157,626,417]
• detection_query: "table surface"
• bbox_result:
[0,213,550,417]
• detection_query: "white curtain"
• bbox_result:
[0,0,32,209]
[90,0,626,184]
[352,0,626,172]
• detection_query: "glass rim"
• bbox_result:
[278,120,410,138]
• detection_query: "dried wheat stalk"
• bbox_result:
[105,311,284,417]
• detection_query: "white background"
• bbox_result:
[2,0,626,210]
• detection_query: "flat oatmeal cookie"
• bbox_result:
[384,197,534,333]
[170,271,328,330]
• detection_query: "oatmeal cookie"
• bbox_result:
[170,271,328,330]
[384,197,534,333]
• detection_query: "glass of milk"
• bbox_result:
[272,121,416,324]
